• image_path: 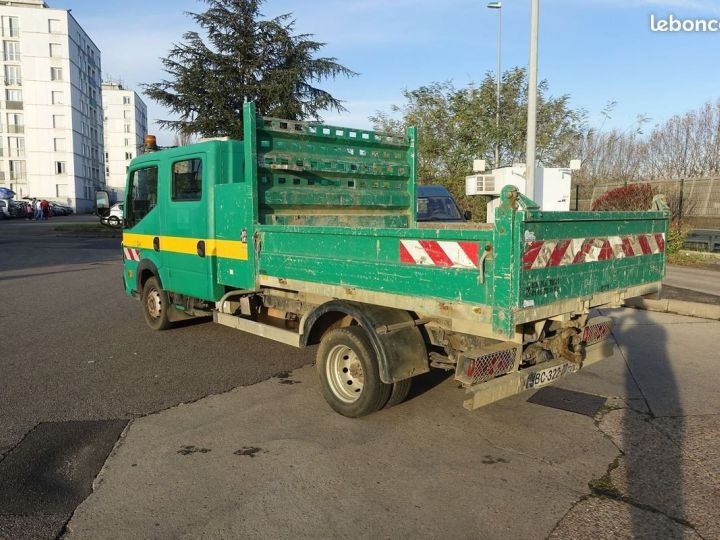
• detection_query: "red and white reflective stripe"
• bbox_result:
[523,233,665,271]
[400,240,480,269]
[123,247,141,261]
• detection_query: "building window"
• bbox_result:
[123,96,131,105]
[53,115,65,129]
[3,41,20,61]
[51,91,64,105]
[6,89,22,102]
[50,67,63,81]
[55,162,66,175]
[3,17,20,38]
[8,137,24,157]
[9,160,25,180]
[54,138,65,152]
[124,138,130,146]
[49,43,61,57]
[48,19,62,34]
[124,124,131,133]
[123,110,131,119]
[125,152,133,160]
[56,184,68,197]
[7,113,23,133]
[4,65,21,86]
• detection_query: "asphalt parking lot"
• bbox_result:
[1,218,719,539]
[0,217,310,539]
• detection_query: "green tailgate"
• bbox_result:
[491,188,669,336]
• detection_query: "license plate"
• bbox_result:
[525,362,575,390]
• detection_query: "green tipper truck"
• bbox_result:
[98,102,669,417]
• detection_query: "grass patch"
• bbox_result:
[668,250,720,270]
[589,456,623,499]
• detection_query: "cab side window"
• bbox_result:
[126,166,158,227]
[172,159,202,201]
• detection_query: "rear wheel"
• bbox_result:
[316,326,391,418]
[142,277,172,331]
[385,379,412,409]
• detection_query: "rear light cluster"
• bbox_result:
[583,317,613,346]
[462,346,518,386]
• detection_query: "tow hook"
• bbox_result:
[554,328,583,365]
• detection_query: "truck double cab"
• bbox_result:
[99,103,669,417]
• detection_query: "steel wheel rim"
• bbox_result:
[325,344,364,403]
[146,289,163,319]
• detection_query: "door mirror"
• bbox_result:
[95,190,110,217]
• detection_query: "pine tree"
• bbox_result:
[144,0,356,138]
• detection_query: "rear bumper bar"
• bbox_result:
[512,282,661,326]
[463,339,614,411]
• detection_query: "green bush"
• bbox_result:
[666,225,689,257]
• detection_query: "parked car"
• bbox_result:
[0,199,9,219]
[49,202,68,216]
[416,185,470,223]
[106,203,124,227]
[8,200,27,218]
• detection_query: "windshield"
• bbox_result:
[417,196,463,222]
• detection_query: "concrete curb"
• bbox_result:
[623,297,720,320]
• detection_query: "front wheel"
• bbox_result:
[142,277,172,331]
[316,326,391,418]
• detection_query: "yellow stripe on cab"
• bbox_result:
[122,233,249,261]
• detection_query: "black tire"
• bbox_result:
[142,277,172,331]
[316,326,391,418]
[384,379,412,409]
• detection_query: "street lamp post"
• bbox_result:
[526,0,540,201]
[487,2,502,169]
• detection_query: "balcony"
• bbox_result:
[4,79,22,87]
[6,101,23,110]
[8,148,24,158]
[10,171,26,181]
[3,53,20,62]
[0,171,5,181]
[8,125,24,134]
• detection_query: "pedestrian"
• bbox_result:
[31,198,39,220]
[41,199,49,220]
[25,201,32,220]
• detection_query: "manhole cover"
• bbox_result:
[0,419,128,515]
[527,387,606,417]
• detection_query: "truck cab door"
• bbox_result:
[161,154,217,300]
[123,163,164,292]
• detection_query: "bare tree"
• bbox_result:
[174,131,195,147]
[577,98,720,183]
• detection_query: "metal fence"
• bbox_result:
[571,177,720,228]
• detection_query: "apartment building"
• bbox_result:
[0,0,104,212]
[102,81,147,201]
